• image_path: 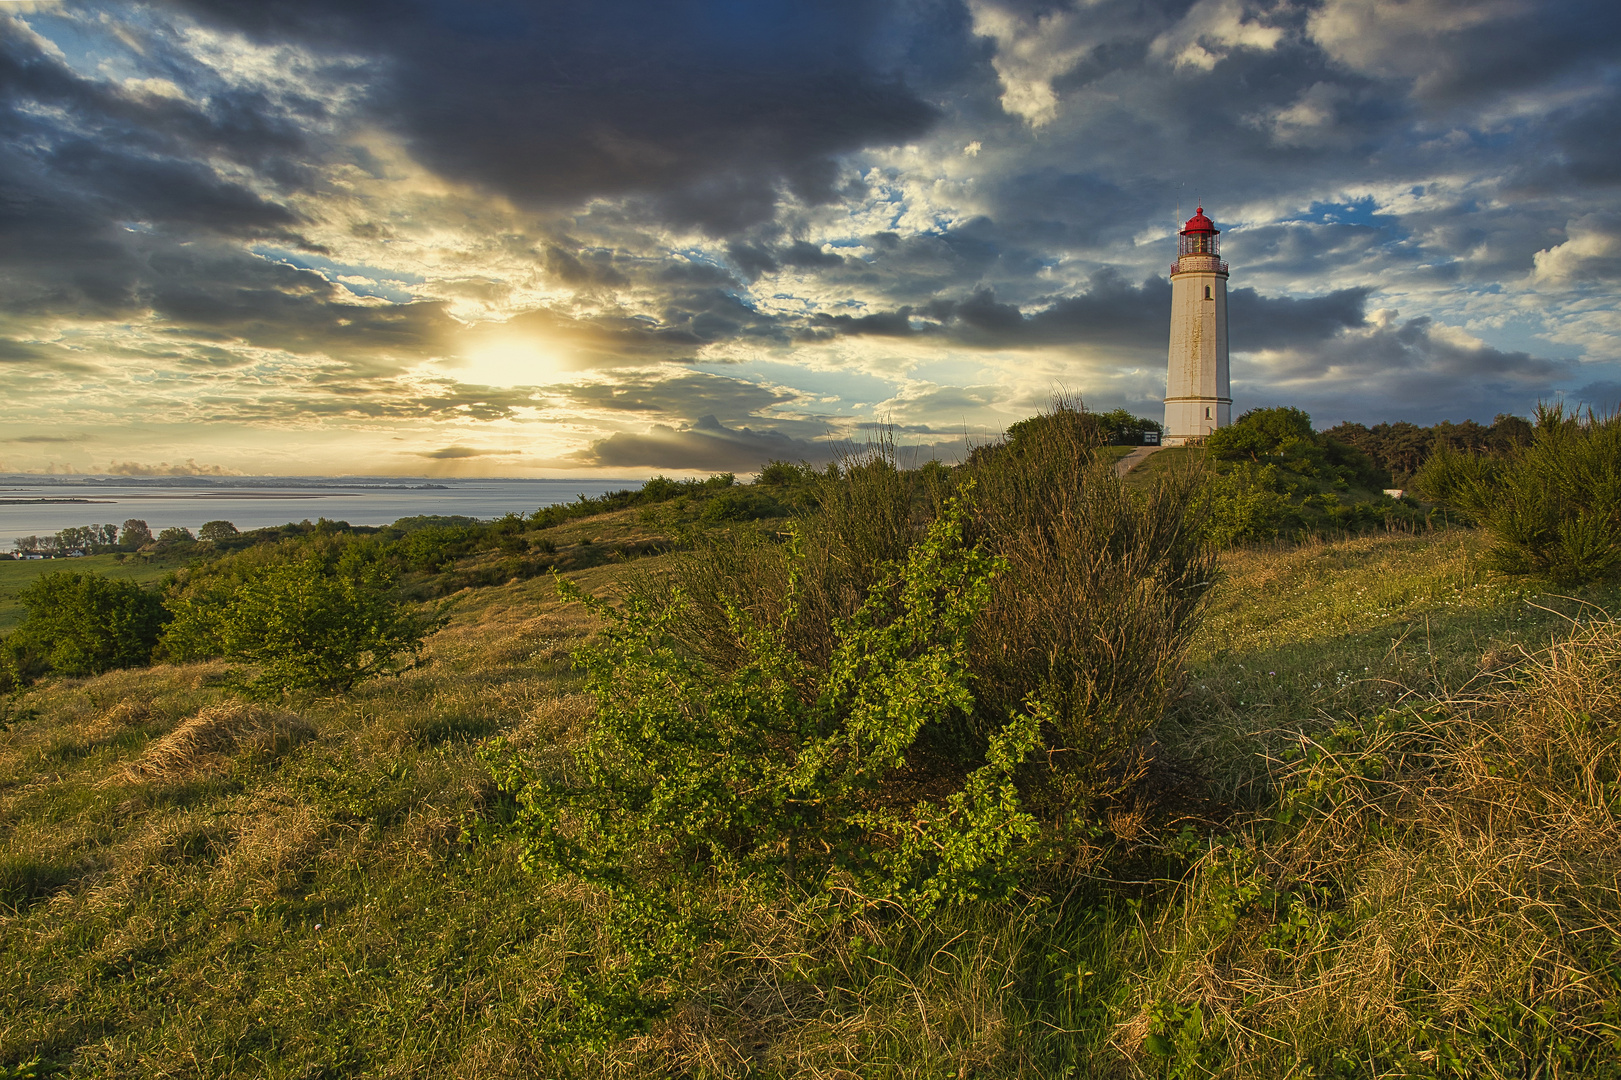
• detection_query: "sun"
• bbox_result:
[453,335,560,388]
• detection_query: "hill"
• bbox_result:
[3,492,1618,1076]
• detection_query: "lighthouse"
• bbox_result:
[1163,207,1231,444]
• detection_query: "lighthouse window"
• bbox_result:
[1205,407,1212,419]
[1204,285,1212,300]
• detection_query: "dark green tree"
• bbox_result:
[2,572,168,684]
[119,519,153,548]
[198,520,239,541]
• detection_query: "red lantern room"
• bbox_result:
[1179,207,1219,257]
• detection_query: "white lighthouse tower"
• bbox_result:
[1163,207,1231,444]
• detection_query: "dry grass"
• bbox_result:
[1129,613,1621,1075]
[120,701,315,784]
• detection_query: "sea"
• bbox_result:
[0,476,646,549]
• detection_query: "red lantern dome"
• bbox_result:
[1181,207,1217,235]
[1177,207,1220,259]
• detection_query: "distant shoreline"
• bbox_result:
[0,498,110,505]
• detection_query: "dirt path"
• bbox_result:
[1113,445,1164,477]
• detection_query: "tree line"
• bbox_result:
[1324,413,1534,484]
[11,518,240,557]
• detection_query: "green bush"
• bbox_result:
[164,543,447,696]
[489,406,1216,1037]
[1416,403,1621,585]
[1,571,169,686]
[490,496,1044,1035]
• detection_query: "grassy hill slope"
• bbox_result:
[1,523,1617,1077]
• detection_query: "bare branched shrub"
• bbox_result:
[122,702,315,783]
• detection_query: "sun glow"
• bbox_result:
[452,335,561,388]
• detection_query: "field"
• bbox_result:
[0,555,188,633]
[1,520,1618,1077]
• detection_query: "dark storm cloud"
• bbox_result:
[174,0,948,235]
[1242,315,1577,428]
[576,414,837,472]
[0,16,326,325]
[144,253,457,365]
[803,271,1370,354]
[555,372,796,421]
[1573,381,1621,410]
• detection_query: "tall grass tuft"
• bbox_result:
[962,403,1216,835]
[1130,613,1621,1074]
[1417,402,1621,585]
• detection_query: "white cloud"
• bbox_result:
[1531,214,1621,286]
[1250,82,1352,146]
[967,0,1100,126]
[1149,0,1284,72]
[1308,0,1526,84]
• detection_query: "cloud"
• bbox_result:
[1531,214,1621,285]
[1239,311,1576,426]
[176,0,941,235]
[804,271,1370,355]
[103,458,242,476]
[1149,0,1285,72]
[3,434,77,443]
[575,414,838,473]
[414,445,519,460]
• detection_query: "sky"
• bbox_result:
[1,0,1618,477]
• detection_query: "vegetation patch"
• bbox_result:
[121,702,314,785]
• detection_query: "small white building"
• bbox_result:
[1163,208,1232,445]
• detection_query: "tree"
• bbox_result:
[198,520,239,541]
[3,572,169,682]
[157,526,195,543]
[120,519,153,548]
[165,547,448,696]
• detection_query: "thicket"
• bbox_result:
[1416,403,1621,585]
[1202,407,1425,547]
[1325,413,1534,484]
[11,518,157,557]
[0,572,169,690]
[1094,406,1165,444]
[491,405,1216,1038]
[528,473,791,529]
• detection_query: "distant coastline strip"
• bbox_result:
[0,498,110,505]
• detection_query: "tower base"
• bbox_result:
[1163,397,1231,445]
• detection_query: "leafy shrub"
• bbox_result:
[1,571,169,687]
[491,496,1044,1034]
[500,498,1039,911]
[1416,403,1621,585]
[1094,406,1165,444]
[164,543,447,696]
[490,406,1217,1037]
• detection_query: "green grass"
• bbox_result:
[0,555,186,632]
[2,523,1618,1077]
